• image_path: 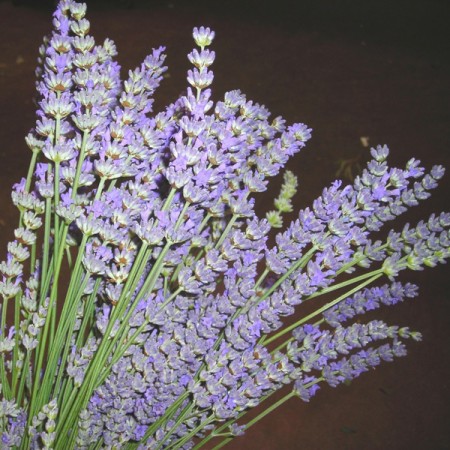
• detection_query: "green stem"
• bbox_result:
[245,245,317,315]
[36,235,88,401]
[71,131,89,200]
[303,267,386,303]
[58,279,101,409]
[52,274,91,400]
[215,215,237,249]
[28,224,68,416]
[0,298,11,400]
[49,120,62,349]
[39,196,52,301]
[55,237,173,444]
[76,278,101,346]
[263,270,384,347]
[165,415,215,450]
[30,241,37,274]
[335,242,389,277]
[209,391,294,450]
[11,291,21,395]
[153,402,195,450]
[134,393,190,447]
[254,267,270,293]
[16,351,31,406]
[24,150,39,194]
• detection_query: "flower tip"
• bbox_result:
[193,26,215,48]
[69,1,87,20]
[370,144,390,162]
[103,38,118,57]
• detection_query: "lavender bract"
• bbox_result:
[0,1,449,449]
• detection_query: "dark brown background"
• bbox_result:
[0,1,449,449]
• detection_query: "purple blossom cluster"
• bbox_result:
[323,282,419,327]
[289,314,422,402]
[0,1,449,449]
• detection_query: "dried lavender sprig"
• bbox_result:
[135,203,444,446]
[13,3,123,445]
[213,149,443,358]
[52,22,312,444]
[260,208,449,349]
[130,157,446,442]
[266,170,298,229]
[1,1,449,448]
[197,320,419,450]
[322,281,418,328]
[165,209,445,444]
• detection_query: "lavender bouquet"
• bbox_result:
[0,1,448,449]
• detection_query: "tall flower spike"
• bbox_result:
[323,282,419,327]
[267,170,298,228]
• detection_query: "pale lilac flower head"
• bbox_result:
[193,26,215,48]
